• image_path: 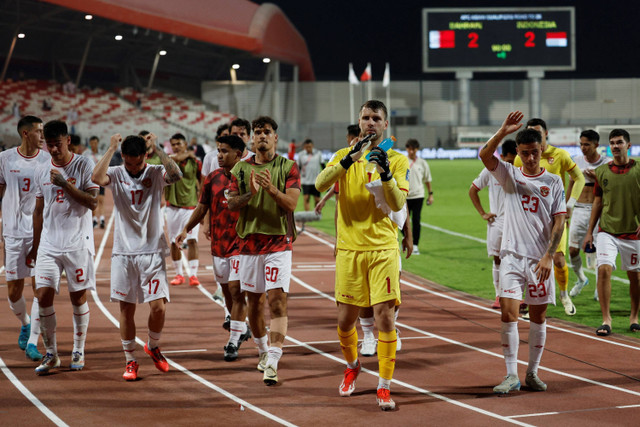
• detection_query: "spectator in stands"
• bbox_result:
[41,99,52,112]
[288,138,297,160]
[189,136,206,162]
[405,138,433,255]
[297,139,324,211]
[84,136,106,228]
[13,102,20,117]
[165,133,203,287]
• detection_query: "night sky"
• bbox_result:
[259,0,639,82]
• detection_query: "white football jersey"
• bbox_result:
[201,149,219,177]
[490,160,566,260]
[34,154,97,254]
[472,167,505,219]
[106,164,169,255]
[0,148,51,238]
[573,154,611,185]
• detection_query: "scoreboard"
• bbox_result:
[422,7,575,72]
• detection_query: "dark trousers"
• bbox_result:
[407,197,424,245]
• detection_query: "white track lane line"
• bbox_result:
[304,230,640,351]
[91,212,296,427]
[0,356,69,427]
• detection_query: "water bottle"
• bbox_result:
[585,242,596,269]
[365,136,396,162]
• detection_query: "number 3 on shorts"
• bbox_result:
[528,282,547,298]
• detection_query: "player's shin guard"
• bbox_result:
[39,305,57,355]
[28,297,41,346]
[72,302,90,353]
[501,321,519,376]
[377,329,397,380]
[338,326,359,367]
[527,321,546,373]
[555,264,569,293]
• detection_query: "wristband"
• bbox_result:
[339,155,354,170]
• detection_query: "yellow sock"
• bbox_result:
[338,326,358,364]
[377,330,397,380]
[555,264,569,293]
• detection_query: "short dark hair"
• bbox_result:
[89,135,99,142]
[218,135,245,153]
[580,130,600,143]
[170,133,186,141]
[216,123,230,138]
[360,100,388,120]
[303,138,313,145]
[17,115,42,135]
[138,130,150,137]
[43,120,69,140]
[502,139,517,156]
[230,118,251,134]
[515,128,542,145]
[347,124,360,138]
[405,138,420,149]
[252,116,278,132]
[526,118,547,131]
[609,128,630,142]
[121,135,147,156]
[70,134,81,146]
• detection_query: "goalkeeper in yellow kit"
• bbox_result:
[514,118,585,315]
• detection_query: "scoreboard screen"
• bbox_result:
[422,7,575,72]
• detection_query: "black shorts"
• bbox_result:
[302,184,320,197]
[99,186,105,196]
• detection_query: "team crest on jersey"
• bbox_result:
[547,157,555,165]
[540,186,550,197]
[224,189,230,200]
[66,177,76,186]
[142,178,152,188]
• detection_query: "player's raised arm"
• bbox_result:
[479,111,524,170]
[92,133,121,186]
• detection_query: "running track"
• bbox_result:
[1,194,640,426]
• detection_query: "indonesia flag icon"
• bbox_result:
[546,32,567,47]
[429,30,455,49]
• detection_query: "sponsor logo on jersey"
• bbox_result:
[67,177,76,186]
[142,178,152,188]
[540,186,550,197]
[9,169,20,173]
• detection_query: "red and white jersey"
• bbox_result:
[573,154,611,185]
[490,160,566,260]
[105,164,169,255]
[34,154,98,254]
[0,147,51,238]
[472,167,505,219]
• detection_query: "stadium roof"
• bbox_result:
[0,0,314,95]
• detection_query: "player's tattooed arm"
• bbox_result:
[546,214,566,256]
[227,191,253,211]
[155,147,183,184]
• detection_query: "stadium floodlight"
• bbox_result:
[17,33,25,39]
[263,58,271,63]
[232,64,240,70]
[159,50,167,56]
[115,35,123,41]
[85,14,93,20]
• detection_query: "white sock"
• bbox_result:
[9,296,29,325]
[72,302,90,353]
[266,346,283,370]
[39,305,57,355]
[378,377,391,390]
[527,321,547,374]
[148,330,161,349]
[173,260,183,276]
[122,339,137,362]
[501,321,519,376]
[492,261,501,296]
[27,297,41,346]
[394,308,399,323]
[570,255,587,282]
[229,320,244,346]
[188,259,199,277]
[359,316,375,340]
[254,335,269,354]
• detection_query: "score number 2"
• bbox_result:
[468,32,479,48]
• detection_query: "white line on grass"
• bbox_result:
[304,230,640,351]
[0,356,69,427]
[90,213,296,427]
